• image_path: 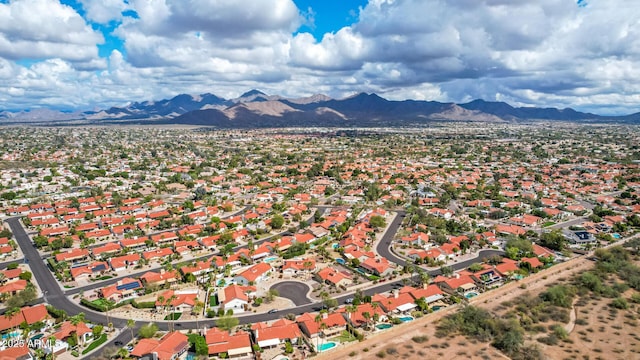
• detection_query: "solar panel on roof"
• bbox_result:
[116,281,140,291]
[92,264,107,272]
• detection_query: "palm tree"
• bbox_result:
[69,312,86,345]
[166,295,177,331]
[156,295,165,321]
[362,311,371,331]
[193,300,205,330]
[345,304,357,323]
[314,314,323,352]
[5,307,20,334]
[104,300,115,331]
[418,269,431,287]
[48,335,57,360]
[126,319,135,343]
[371,303,380,327]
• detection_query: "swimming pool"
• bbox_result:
[398,316,414,322]
[318,341,338,352]
[332,243,339,249]
[376,323,393,330]
[263,256,279,263]
[612,233,621,239]
[432,306,443,311]
[464,292,479,298]
[335,258,345,265]
[2,331,19,339]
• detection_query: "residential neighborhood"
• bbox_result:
[0,124,638,360]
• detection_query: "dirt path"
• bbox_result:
[565,300,577,334]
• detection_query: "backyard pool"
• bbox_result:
[332,243,339,249]
[335,258,345,265]
[398,316,414,322]
[2,331,19,339]
[432,306,443,311]
[376,323,393,330]
[318,341,338,352]
[612,233,621,239]
[263,256,279,263]
[464,292,479,299]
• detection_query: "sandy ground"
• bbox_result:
[315,255,596,360]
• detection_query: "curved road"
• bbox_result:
[269,281,312,306]
[6,211,503,358]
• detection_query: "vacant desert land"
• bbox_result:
[316,255,596,360]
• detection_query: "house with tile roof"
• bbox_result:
[54,321,92,345]
[91,242,122,258]
[315,267,352,287]
[251,319,302,349]
[234,262,271,286]
[100,277,142,303]
[55,248,89,263]
[337,302,387,328]
[297,311,347,339]
[282,258,317,277]
[372,291,418,314]
[155,289,199,313]
[0,344,32,360]
[0,279,27,296]
[217,284,256,314]
[0,304,50,333]
[70,261,109,281]
[142,247,174,261]
[434,273,479,295]
[360,257,393,277]
[494,258,521,277]
[109,253,141,272]
[399,284,446,305]
[139,269,180,287]
[130,331,189,360]
[204,327,253,358]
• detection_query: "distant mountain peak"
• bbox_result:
[240,89,267,98]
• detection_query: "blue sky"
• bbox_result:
[0,0,639,115]
[293,0,366,39]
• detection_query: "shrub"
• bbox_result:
[412,335,429,343]
[611,297,629,309]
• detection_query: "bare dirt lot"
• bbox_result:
[315,255,598,360]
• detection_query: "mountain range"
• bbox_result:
[1,90,638,127]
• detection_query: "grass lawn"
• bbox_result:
[82,334,107,355]
[91,299,111,308]
[164,312,182,321]
[209,294,218,306]
[543,221,556,227]
[330,330,357,343]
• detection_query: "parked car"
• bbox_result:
[268,309,278,314]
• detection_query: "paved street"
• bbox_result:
[6,211,505,357]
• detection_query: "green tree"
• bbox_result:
[541,285,575,308]
[539,230,567,251]
[126,319,135,343]
[369,215,386,229]
[271,214,285,229]
[216,315,239,331]
[138,323,158,339]
[468,263,484,273]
